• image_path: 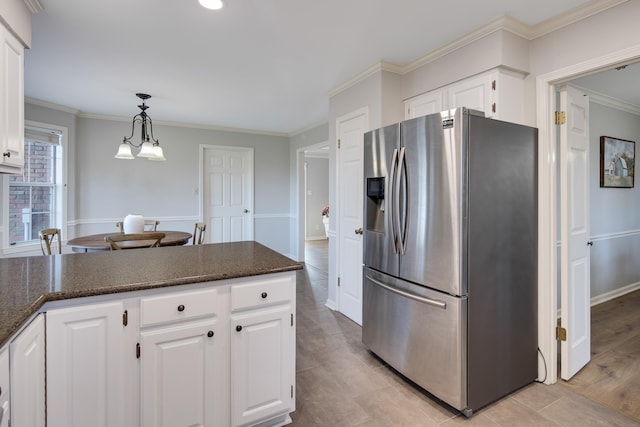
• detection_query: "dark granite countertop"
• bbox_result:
[0,241,302,347]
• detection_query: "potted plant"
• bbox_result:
[321,205,329,237]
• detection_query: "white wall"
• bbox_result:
[588,100,640,299]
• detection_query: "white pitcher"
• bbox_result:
[123,214,144,233]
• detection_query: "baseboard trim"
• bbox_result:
[590,281,640,307]
[325,299,337,311]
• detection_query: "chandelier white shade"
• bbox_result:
[199,0,224,10]
[116,93,166,161]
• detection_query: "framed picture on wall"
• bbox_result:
[600,136,635,188]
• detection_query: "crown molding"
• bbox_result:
[528,0,628,39]
[289,119,329,138]
[25,97,80,115]
[328,60,402,99]
[571,84,640,116]
[78,112,289,138]
[330,1,630,98]
[23,0,43,13]
[26,97,288,137]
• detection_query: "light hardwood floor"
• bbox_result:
[293,240,640,426]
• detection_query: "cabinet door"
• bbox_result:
[447,72,495,118]
[0,26,24,170]
[140,318,220,427]
[0,347,9,427]
[405,90,443,120]
[46,302,126,427]
[231,306,294,427]
[10,314,45,427]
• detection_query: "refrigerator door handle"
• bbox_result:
[390,148,399,253]
[396,147,408,254]
[366,275,447,309]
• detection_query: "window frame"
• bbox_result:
[2,120,68,255]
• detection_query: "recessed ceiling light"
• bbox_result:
[199,0,224,10]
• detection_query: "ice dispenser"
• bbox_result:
[366,177,385,233]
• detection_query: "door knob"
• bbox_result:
[354,228,363,235]
[244,209,250,213]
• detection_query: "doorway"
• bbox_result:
[538,49,640,384]
[303,143,329,271]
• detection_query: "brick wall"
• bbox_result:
[8,140,55,243]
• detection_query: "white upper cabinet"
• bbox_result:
[404,68,524,124]
[0,23,24,174]
[405,90,443,119]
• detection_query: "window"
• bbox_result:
[4,122,66,251]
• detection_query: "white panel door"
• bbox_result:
[46,302,125,427]
[140,319,218,427]
[337,108,368,325]
[10,314,45,427]
[231,306,293,427]
[559,85,591,380]
[204,147,254,244]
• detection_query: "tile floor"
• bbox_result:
[291,240,640,426]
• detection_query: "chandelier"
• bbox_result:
[115,93,166,161]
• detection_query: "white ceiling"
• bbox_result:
[25,0,625,135]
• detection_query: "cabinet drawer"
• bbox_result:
[140,288,217,327]
[231,277,293,311]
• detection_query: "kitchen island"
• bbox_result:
[0,241,302,427]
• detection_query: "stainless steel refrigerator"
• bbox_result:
[362,108,537,416]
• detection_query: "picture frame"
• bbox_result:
[600,136,635,188]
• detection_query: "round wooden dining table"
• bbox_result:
[68,231,192,252]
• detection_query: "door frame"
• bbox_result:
[199,144,255,242]
[536,45,640,384]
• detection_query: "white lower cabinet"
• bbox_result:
[0,347,9,427]
[139,286,227,427]
[10,314,45,427]
[231,275,295,427]
[12,273,295,427]
[46,301,128,427]
[140,318,221,427]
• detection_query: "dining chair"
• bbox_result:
[104,232,166,250]
[193,222,206,245]
[39,228,62,255]
[115,220,160,232]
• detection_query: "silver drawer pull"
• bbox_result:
[366,275,446,309]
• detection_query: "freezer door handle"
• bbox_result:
[366,275,447,309]
[390,148,399,253]
[397,147,408,254]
